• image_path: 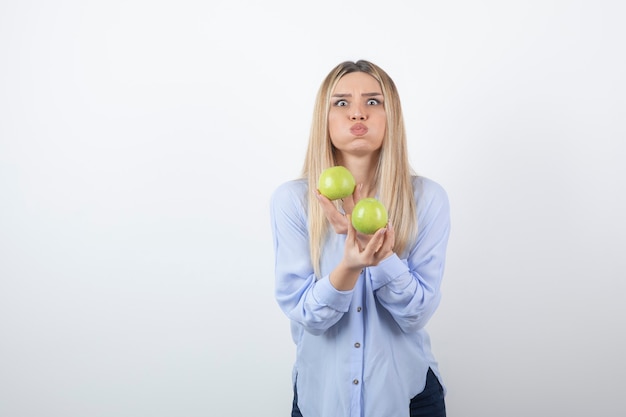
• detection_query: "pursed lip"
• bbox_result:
[350,123,368,136]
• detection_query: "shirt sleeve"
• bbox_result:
[368,177,451,333]
[270,181,353,336]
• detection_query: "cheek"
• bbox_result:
[328,110,340,124]
[372,116,387,135]
[327,113,343,137]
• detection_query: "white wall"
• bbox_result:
[1,1,624,416]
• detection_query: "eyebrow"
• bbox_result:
[331,92,383,98]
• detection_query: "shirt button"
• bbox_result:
[354,342,361,348]
[357,307,362,312]
[353,379,359,385]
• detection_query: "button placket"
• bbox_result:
[348,266,366,414]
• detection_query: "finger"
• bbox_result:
[385,220,396,242]
[343,183,362,215]
[316,190,340,215]
[317,191,350,234]
[354,183,363,201]
[375,221,395,259]
[345,214,357,244]
[315,189,332,207]
[364,227,387,255]
[342,197,355,215]
[345,184,363,213]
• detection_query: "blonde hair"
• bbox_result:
[302,60,417,277]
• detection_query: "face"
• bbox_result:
[328,72,386,159]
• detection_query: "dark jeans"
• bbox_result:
[292,368,446,417]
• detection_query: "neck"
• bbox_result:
[336,153,379,197]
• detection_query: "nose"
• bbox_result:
[350,107,367,121]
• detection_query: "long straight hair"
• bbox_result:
[302,60,417,277]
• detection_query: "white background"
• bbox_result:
[1,1,625,416]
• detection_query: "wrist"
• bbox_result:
[330,261,362,291]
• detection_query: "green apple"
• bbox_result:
[351,198,388,234]
[318,166,356,200]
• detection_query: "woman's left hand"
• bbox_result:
[344,215,395,268]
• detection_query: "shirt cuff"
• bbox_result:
[312,276,354,312]
[369,254,410,291]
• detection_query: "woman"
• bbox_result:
[270,60,451,417]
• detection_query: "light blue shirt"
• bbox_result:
[270,176,451,417]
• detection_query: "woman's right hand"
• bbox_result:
[315,184,363,234]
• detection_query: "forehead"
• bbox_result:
[332,72,382,93]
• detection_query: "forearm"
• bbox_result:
[369,254,443,332]
[276,273,353,335]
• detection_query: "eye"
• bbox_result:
[334,99,348,107]
[367,99,380,105]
